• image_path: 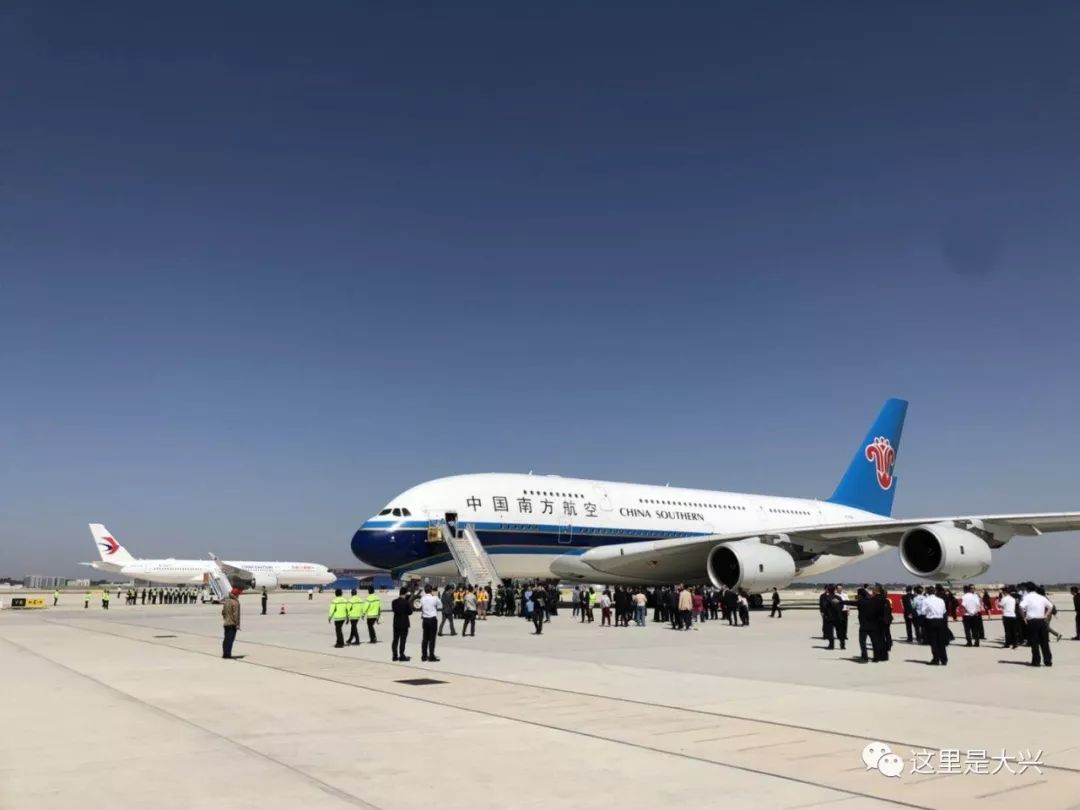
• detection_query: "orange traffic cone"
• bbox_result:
[279,605,286,615]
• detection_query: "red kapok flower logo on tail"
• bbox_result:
[99,535,120,555]
[865,436,896,490]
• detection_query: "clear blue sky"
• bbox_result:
[3,2,1080,581]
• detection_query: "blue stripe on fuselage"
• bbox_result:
[350,520,713,575]
[357,519,704,539]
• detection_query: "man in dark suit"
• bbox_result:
[664,587,678,627]
[869,585,892,661]
[818,587,829,637]
[1071,586,1080,641]
[391,586,413,662]
[823,585,846,650]
[723,587,740,627]
[901,586,914,642]
[614,586,630,627]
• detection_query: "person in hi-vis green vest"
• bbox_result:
[328,589,349,648]
[346,589,364,645]
[363,586,382,643]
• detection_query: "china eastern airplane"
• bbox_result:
[86,524,336,589]
[351,399,1080,590]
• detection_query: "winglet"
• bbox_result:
[827,399,908,517]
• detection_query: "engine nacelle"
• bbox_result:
[899,524,991,581]
[224,571,279,590]
[706,539,796,592]
[252,573,279,590]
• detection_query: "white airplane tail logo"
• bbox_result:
[89,524,136,565]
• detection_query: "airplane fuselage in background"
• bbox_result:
[87,522,337,589]
[90,558,335,588]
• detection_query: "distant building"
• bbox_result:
[24,575,66,589]
[67,578,91,587]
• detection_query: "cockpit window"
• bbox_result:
[392,508,402,517]
[378,508,392,516]
[401,507,411,516]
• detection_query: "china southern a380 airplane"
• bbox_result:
[87,524,336,590]
[351,400,1080,590]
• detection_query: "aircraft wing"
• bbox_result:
[573,512,1080,581]
[209,554,256,590]
[83,560,124,572]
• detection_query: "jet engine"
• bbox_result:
[899,524,991,581]
[251,573,279,590]
[706,539,797,591]
[222,570,279,590]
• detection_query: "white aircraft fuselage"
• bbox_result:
[351,472,887,584]
[91,558,336,588]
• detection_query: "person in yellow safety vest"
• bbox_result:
[53,589,60,606]
[363,586,382,643]
[453,587,464,619]
[477,587,489,620]
[84,591,90,609]
[328,588,349,648]
[587,588,597,623]
[346,588,364,646]
[102,589,110,610]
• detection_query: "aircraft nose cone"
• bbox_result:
[351,524,398,570]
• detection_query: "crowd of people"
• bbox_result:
[481,582,766,632]
[214,576,1080,670]
[815,581,1075,667]
[322,578,1080,670]
[645,584,759,628]
[68,574,1080,675]
[817,583,891,660]
[327,586,384,648]
[386,581,773,638]
[902,582,1070,667]
[80,586,203,608]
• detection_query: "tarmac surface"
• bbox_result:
[3,590,1079,810]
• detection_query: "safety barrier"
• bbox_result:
[887,592,1001,617]
[6,597,47,610]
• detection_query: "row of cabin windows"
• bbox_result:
[378,501,805,518]
[635,497,812,517]
[523,490,584,498]
[638,498,746,511]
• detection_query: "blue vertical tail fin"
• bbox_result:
[827,398,908,517]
